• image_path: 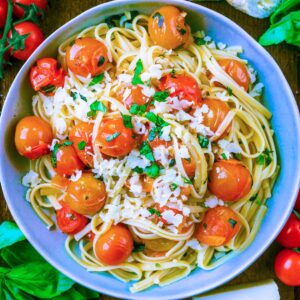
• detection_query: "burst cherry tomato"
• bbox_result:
[0,0,8,29]
[141,176,154,193]
[30,58,65,96]
[69,122,94,167]
[121,85,150,110]
[15,116,53,160]
[148,6,192,49]
[295,191,300,212]
[8,22,44,60]
[276,211,300,248]
[64,173,106,216]
[159,73,202,107]
[51,174,70,189]
[13,0,47,18]
[218,59,250,92]
[56,202,88,234]
[94,224,133,265]
[208,159,252,202]
[144,238,176,252]
[195,206,241,247]
[182,156,196,178]
[66,37,108,77]
[95,116,135,157]
[53,143,84,177]
[274,249,300,286]
[199,99,231,136]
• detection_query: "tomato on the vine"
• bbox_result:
[8,21,44,60]
[13,0,47,18]
[0,0,8,29]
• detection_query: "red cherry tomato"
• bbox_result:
[94,224,133,265]
[208,159,252,202]
[218,59,250,92]
[95,116,135,157]
[0,0,8,29]
[66,37,108,77]
[53,143,84,177]
[8,22,44,60]
[121,85,150,110]
[274,249,300,286]
[64,173,106,216]
[276,211,300,248]
[182,156,196,178]
[148,6,192,49]
[159,73,202,107]
[195,206,241,247]
[51,174,70,189]
[295,190,300,212]
[15,116,53,160]
[56,202,88,235]
[30,58,65,96]
[69,122,94,167]
[13,0,47,18]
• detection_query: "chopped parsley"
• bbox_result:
[228,218,237,228]
[152,91,170,102]
[88,101,107,117]
[79,94,87,102]
[197,135,209,148]
[227,87,233,96]
[70,91,77,100]
[155,263,161,268]
[129,103,147,115]
[132,58,143,85]
[221,153,228,160]
[132,242,145,253]
[98,56,105,66]
[152,12,164,28]
[256,149,273,166]
[145,163,160,178]
[105,132,121,142]
[182,176,192,184]
[121,114,133,128]
[169,158,176,167]
[77,141,86,150]
[139,141,154,162]
[40,84,56,95]
[88,73,104,87]
[145,112,169,128]
[194,37,206,45]
[148,207,161,216]
[132,166,143,174]
[170,183,178,191]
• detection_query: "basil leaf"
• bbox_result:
[70,91,77,100]
[182,176,192,184]
[132,59,143,85]
[145,112,169,128]
[40,84,56,95]
[79,94,87,102]
[6,261,74,298]
[89,101,106,113]
[153,91,170,102]
[105,132,121,142]
[256,154,265,165]
[132,242,145,253]
[77,141,86,150]
[194,37,206,45]
[0,222,25,250]
[121,114,133,128]
[197,135,209,148]
[50,288,85,300]
[170,183,178,191]
[73,284,100,299]
[88,73,104,87]
[145,163,160,178]
[139,141,154,162]
[148,207,161,216]
[4,279,35,300]
[129,103,147,115]
[97,56,105,67]
[169,158,176,167]
[132,166,143,174]
[228,218,237,228]
[227,86,233,96]
[221,153,228,160]
[51,143,60,168]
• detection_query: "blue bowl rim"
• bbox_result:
[0,0,300,299]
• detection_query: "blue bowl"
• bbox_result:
[1,0,299,299]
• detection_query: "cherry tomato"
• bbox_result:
[87,231,95,242]
[195,206,241,247]
[122,85,150,110]
[141,176,154,193]
[95,116,135,157]
[69,122,94,167]
[274,249,300,286]
[51,174,70,189]
[94,224,133,265]
[208,159,252,202]
[218,59,250,91]
[295,191,300,212]
[0,0,8,29]
[64,173,106,216]
[148,6,192,49]
[159,73,202,106]
[56,202,88,235]
[30,58,65,96]
[66,37,108,77]
[15,116,53,160]
[13,0,47,18]
[276,211,300,248]
[199,99,231,135]
[182,156,196,178]
[8,22,44,60]
[53,143,84,177]
[144,238,176,252]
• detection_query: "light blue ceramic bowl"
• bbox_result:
[0,0,299,299]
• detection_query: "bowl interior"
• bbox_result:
[1,0,300,299]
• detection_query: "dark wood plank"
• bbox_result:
[0,1,298,299]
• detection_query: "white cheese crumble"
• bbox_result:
[153,145,170,168]
[204,195,224,208]
[22,171,41,187]
[126,150,151,169]
[161,210,183,227]
[186,238,202,251]
[70,170,82,182]
[218,139,242,158]
[159,126,171,142]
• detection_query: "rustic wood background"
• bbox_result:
[0,0,299,299]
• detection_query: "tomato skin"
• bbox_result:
[0,0,8,29]
[159,73,202,106]
[30,58,65,95]
[69,122,94,167]
[195,206,241,247]
[54,144,84,177]
[148,6,192,49]
[95,117,135,157]
[199,99,231,135]
[94,224,133,265]
[8,22,44,60]
[66,37,108,77]
[276,212,300,248]
[56,202,88,235]
[208,159,252,202]
[274,249,300,286]
[13,0,47,18]
[122,85,150,110]
[182,156,196,178]
[295,191,300,212]
[144,238,176,252]
[64,173,106,215]
[218,59,250,92]
[15,116,53,160]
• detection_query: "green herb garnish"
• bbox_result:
[139,141,154,162]
[228,218,237,228]
[194,37,206,45]
[132,58,143,85]
[170,183,178,191]
[145,163,160,178]
[148,207,161,216]
[105,132,121,142]
[121,113,133,128]
[133,166,143,174]
[227,87,233,96]
[129,103,147,115]
[221,153,228,160]
[169,158,176,167]
[197,135,209,148]
[78,141,86,150]
[40,84,56,95]
[182,176,192,184]
[152,90,170,102]
[98,56,105,67]
[88,73,104,87]
[132,242,145,253]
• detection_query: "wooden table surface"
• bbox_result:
[0,1,299,299]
